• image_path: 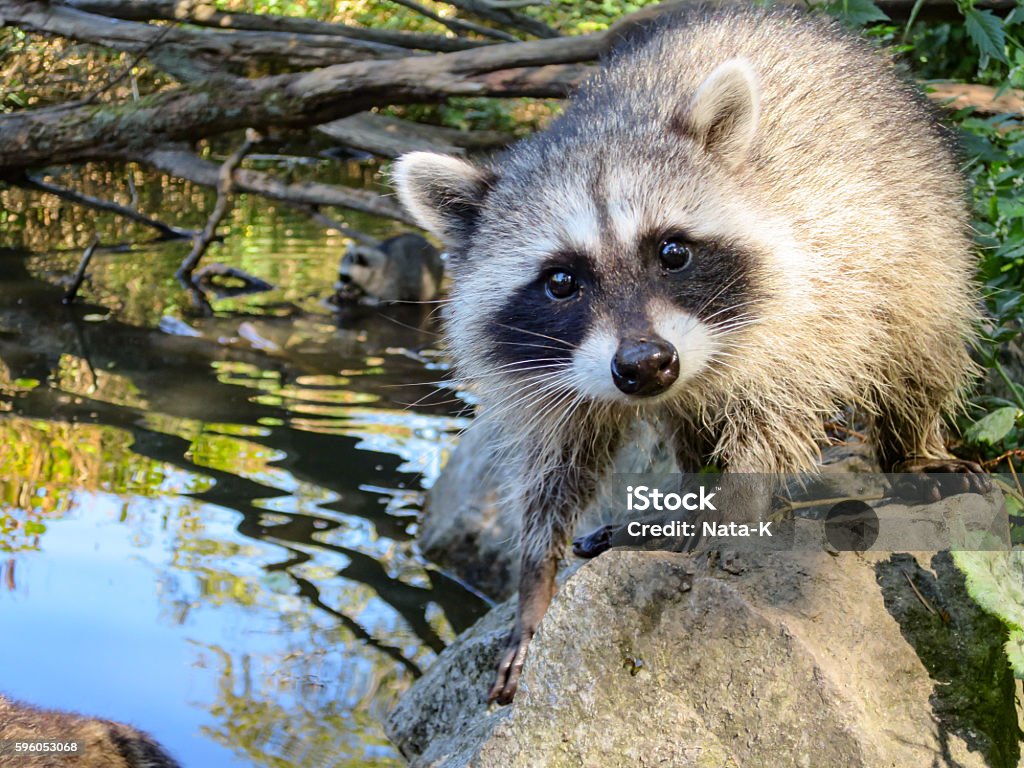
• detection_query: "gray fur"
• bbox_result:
[337,233,444,303]
[393,5,982,701]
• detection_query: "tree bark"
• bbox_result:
[2,0,417,79]
[0,22,598,171]
[62,0,488,52]
[316,112,512,158]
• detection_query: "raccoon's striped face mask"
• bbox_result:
[392,59,763,404]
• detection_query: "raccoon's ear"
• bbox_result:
[676,58,760,169]
[392,152,494,247]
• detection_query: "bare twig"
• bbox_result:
[903,572,939,616]
[437,0,559,38]
[175,131,258,289]
[16,174,195,240]
[388,0,519,42]
[84,22,176,104]
[981,449,1024,470]
[62,234,101,305]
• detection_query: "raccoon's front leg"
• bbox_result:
[873,399,991,501]
[489,419,622,705]
[572,417,716,559]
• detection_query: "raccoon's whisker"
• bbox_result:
[376,312,442,337]
[396,360,571,389]
[390,298,452,306]
[485,381,572,423]
[489,322,574,349]
[492,340,576,354]
[693,272,749,319]
[484,377,576,427]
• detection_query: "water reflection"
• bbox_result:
[0,188,485,766]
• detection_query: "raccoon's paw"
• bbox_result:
[488,628,533,705]
[890,458,992,503]
[572,523,617,559]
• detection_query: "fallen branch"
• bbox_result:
[316,111,512,157]
[3,0,414,80]
[0,28,596,171]
[13,173,195,239]
[176,131,256,295]
[142,147,416,224]
[927,82,1024,116]
[63,0,488,52]
[437,0,559,38]
[63,234,101,304]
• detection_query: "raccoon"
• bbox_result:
[393,5,988,704]
[0,695,179,767]
[336,233,444,303]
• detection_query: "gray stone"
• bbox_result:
[387,549,1017,768]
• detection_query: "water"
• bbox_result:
[0,164,488,766]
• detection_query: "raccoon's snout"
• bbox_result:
[611,338,680,397]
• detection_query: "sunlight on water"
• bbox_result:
[0,175,485,767]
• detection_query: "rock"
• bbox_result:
[386,549,1018,768]
[418,420,676,599]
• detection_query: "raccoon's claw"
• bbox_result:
[572,523,617,559]
[890,458,992,503]
[488,628,533,705]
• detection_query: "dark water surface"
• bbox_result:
[0,165,488,766]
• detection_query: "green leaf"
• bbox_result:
[1005,5,1024,26]
[963,7,1008,64]
[953,551,1024,677]
[965,406,1020,445]
[825,0,889,26]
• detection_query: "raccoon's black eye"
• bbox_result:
[544,269,579,300]
[658,237,694,272]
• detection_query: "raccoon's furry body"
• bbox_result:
[394,5,984,703]
[337,233,444,303]
[0,695,179,767]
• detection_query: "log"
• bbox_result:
[0,26,600,171]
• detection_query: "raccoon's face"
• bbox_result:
[395,59,773,405]
[339,244,395,299]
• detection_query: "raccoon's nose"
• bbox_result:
[611,338,680,397]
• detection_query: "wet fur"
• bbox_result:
[338,233,444,303]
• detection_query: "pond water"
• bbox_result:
[0,162,488,766]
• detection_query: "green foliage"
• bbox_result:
[964,406,1022,446]
[953,551,1024,677]
[823,0,890,27]
[963,7,1008,66]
